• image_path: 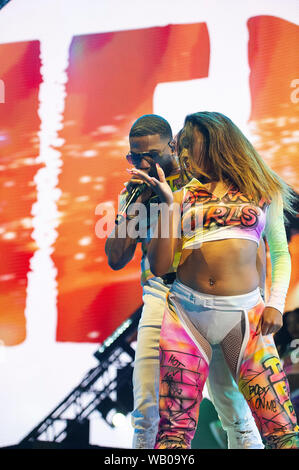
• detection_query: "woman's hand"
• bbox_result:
[126,175,153,203]
[127,164,174,205]
[260,306,283,335]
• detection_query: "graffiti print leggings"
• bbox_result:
[154,279,299,449]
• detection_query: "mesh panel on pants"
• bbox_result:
[220,312,246,380]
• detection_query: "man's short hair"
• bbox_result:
[129,114,172,140]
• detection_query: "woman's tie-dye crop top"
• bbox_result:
[180,178,291,314]
[181,178,268,248]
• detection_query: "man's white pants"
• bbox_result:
[131,278,264,449]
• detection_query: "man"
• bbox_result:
[105,114,264,449]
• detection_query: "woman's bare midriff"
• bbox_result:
[177,238,260,296]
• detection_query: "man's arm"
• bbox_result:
[105,179,152,270]
[105,218,138,270]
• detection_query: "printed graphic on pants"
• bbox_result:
[156,298,209,448]
[156,295,299,449]
[239,302,299,448]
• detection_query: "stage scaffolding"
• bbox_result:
[19,307,142,448]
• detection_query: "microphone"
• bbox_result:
[115,183,148,225]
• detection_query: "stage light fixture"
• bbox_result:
[96,396,128,428]
[111,412,127,428]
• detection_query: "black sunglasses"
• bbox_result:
[126,140,175,165]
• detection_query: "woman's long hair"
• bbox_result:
[178,111,296,216]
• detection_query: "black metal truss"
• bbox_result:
[20,307,142,445]
[0,0,12,10]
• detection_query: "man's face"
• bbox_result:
[128,133,175,178]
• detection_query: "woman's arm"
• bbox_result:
[264,195,291,314]
[147,189,182,276]
[127,164,182,276]
[261,195,291,335]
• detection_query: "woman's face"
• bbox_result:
[178,125,209,180]
[191,127,205,170]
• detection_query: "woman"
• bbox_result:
[127,112,299,449]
